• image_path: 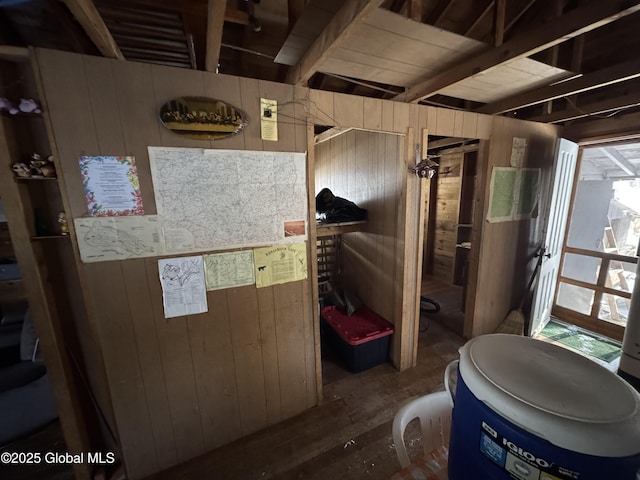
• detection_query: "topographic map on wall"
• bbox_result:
[148,147,308,253]
[74,215,164,263]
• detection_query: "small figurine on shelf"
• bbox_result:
[0,97,18,115]
[29,153,56,178]
[18,98,42,115]
[58,212,69,236]
[11,162,32,178]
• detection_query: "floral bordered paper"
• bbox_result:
[79,155,144,216]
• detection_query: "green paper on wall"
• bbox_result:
[488,167,516,222]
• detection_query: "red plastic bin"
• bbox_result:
[321,305,394,372]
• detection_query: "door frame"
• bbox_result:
[411,133,489,356]
[550,138,639,341]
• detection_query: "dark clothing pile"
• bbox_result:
[315,188,368,224]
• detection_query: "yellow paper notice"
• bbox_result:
[260,98,278,141]
[254,243,307,288]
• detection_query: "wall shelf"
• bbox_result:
[316,220,367,237]
[32,235,69,240]
[14,176,58,182]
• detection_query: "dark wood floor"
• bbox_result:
[2,318,463,480]
[147,320,464,480]
[421,275,465,337]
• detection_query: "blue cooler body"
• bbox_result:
[447,334,640,480]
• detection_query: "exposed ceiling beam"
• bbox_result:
[477,59,640,114]
[288,0,306,31]
[205,0,226,72]
[527,91,640,124]
[493,0,506,46]
[600,147,637,176]
[426,0,454,26]
[465,1,494,37]
[408,0,422,22]
[503,0,538,37]
[395,0,640,103]
[63,0,124,59]
[564,110,640,144]
[285,0,384,86]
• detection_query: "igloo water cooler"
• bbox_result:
[447,334,640,480]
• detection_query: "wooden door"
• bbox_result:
[529,138,579,336]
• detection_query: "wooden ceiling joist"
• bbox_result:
[527,91,640,124]
[285,0,384,86]
[396,0,640,103]
[408,0,422,22]
[493,0,506,46]
[107,23,186,41]
[478,59,640,115]
[63,0,124,59]
[205,0,226,72]
[288,0,307,30]
[600,146,638,175]
[465,1,494,37]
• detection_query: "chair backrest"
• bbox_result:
[392,390,452,468]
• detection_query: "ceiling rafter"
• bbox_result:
[285,0,384,86]
[62,0,124,60]
[395,0,640,103]
[288,0,306,31]
[478,59,640,115]
[527,91,640,124]
[600,146,638,175]
[465,1,494,37]
[493,0,506,46]
[425,0,454,26]
[205,0,226,72]
[407,0,422,22]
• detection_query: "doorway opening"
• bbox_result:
[553,139,640,342]
[420,136,480,338]
[313,127,405,386]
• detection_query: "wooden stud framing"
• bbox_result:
[397,0,640,103]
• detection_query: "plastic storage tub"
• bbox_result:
[321,305,394,372]
[448,334,640,480]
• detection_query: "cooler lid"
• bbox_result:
[459,334,640,456]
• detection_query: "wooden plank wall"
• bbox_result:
[431,152,464,283]
[35,48,315,480]
[467,116,560,337]
[308,90,497,368]
[31,47,562,479]
[315,129,403,323]
[308,89,561,359]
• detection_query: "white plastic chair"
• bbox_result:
[392,390,452,468]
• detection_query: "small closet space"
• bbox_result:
[313,128,404,384]
[422,138,479,337]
